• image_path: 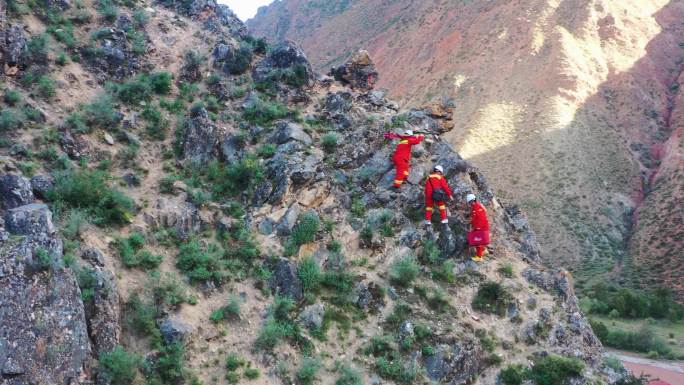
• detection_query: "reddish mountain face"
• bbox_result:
[250,0,684,298]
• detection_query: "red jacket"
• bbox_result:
[470,201,489,231]
[392,135,424,162]
[424,173,453,200]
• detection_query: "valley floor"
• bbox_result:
[608,350,684,384]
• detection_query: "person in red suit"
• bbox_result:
[424,165,453,224]
[467,193,490,262]
[386,129,424,188]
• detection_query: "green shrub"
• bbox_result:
[528,355,584,385]
[299,257,322,294]
[385,302,411,328]
[211,295,241,323]
[65,112,88,133]
[427,288,450,312]
[129,30,147,56]
[142,106,168,140]
[244,366,260,380]
[61,209,89,239]
[431,259,456,283]
[96,0,118,22]
[242,96,289,125]
[205,157,264,197]
[176,239,224,284]
[582,283,684,320]
[56,52,68,65]
[37,75,56,98]
[225,353,245,371]
[76,266,98,301]
[152,342,185,383]
[48,169,135,226]
[255,317,295,351]
[83,94,120,129]
[296,358,321,385]
[132,9,149,28]
[257,143,276,158]
[27,33,49,62]
[389,255,420,287]
[472,281,513,316]
[499,364,525,385]
[291,213,320,246]
[3,89,21,105]
[321,132,338,153]
[0,108,26,132]
[124,293,161,343]
[149,72,173,94]
[98,346,140,385]
[497,263,514,278]
[114,76,151,104]
[336,365,362,385]
[223,43,253,75]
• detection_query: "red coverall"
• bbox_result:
[391,134,424,188]
[470,201,490,257]
[424,173,453,221]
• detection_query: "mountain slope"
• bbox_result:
[0,0,637,383]
[248,0,684,299]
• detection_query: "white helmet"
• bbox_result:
[434,165,444,173]
[404,129,414,136]
[466,193,477,203]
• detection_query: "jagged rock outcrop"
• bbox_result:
[329,50,378,91]
[253,40,315,88]
[0,204,91,385]
[86,27,146,82]
[0,174,34,209]
[181,106,222,165]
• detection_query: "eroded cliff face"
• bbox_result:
[249,0,684,298]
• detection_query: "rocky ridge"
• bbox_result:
[0,0,636,384]
[248,0,684,299]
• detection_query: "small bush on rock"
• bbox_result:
[3,89,21,105]
[499,364,525,385]
[98,346,140,385]
[48,169,135,226]
[472,281,513,316]
[528,355,584,385]
[389,255,420,287]
[176,239,224,284]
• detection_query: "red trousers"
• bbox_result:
[393,158,409,187]
[425,197,447,221]
[475,245,487,257]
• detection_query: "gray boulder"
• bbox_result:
[325,91,353,114]
[82,267,121,355]
[423,340,482,384]
[436,223,466,260]
[144,197,202,241]
[0,204,91,385]
[158,316,195,344]
[0,174,34,209]
[276,203,300,236]
[253,41,315,88]
[213,41,252,75]
[59,129,89,160]
[298,302,325,330]
[329,50,378,91]
[354,282,385,311]
[4,203,55,237]
[29,174,54,200]
[5,25,29,68]
[269,121,312,146]
[181,106,221,164]
[268,258,303,301]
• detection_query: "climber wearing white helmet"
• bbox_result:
[424,165,453,225]
[466,193,490,262]
[384,128,424,188]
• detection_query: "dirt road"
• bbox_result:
[607,350,684,384]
